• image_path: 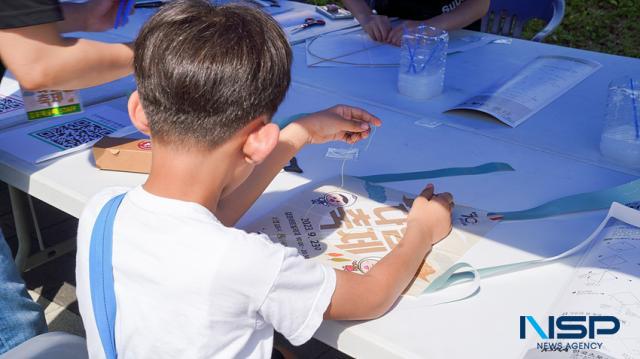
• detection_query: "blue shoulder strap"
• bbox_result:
[89,193,126,359]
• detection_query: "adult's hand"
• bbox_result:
[386,20,422,46]
[360,14,392,42]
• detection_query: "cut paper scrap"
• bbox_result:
[245,176,499,298]
[356,162,514,183]
[305,28,511,68]
[326,147,359,160]
[488,178,640,221]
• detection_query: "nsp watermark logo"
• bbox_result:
[520,315,620,352]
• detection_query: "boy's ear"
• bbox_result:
[242,121,280,165]
[128,91,151,136]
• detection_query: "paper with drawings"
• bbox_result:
[448,55,602,127]
[246,175,499,296]
[248,175,640,306]
[521,202,640,359]
[0,101,135,163]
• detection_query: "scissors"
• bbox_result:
[290,18,326,34]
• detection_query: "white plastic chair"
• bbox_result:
[481,0,566,41]
[0,332,88,359]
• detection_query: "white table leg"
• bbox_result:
[8,185,32,271]
[7,186,77,272]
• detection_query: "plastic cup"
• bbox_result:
[397,25,448,100]
[600,77,640,168]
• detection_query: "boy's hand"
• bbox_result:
[294,105,382,145]
[407,184,453,245]
[361,15,392,42]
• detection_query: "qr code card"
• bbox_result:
[0,94,24,119]
[29,118,117,150]
[22,89,83,120]
[0,104,133,163]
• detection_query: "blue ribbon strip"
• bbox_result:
[423,262,476,294]
[356,162,514,183]
[489,178,640,221]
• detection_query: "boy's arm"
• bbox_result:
[386,0,490,46]
[325,186,454,320]
[216,106,381,226]
[0,23,133,90]
[215,122,309,226]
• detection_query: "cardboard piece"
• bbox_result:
[93,136,151,174]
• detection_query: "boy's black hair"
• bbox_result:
[133,0,292,148]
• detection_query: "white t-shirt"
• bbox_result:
[76,186,336,358]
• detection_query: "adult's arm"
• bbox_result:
[342,0,392,42]
[342,0,374,24]
[425,0,490,31]
[0,22,133,90]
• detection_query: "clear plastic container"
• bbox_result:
[600,77,640,168]
[397,25,448,99]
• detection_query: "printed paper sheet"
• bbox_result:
[449,55,601,127]
[247,176,498,296]
[521,203,640,358]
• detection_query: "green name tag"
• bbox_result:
[21,89,83,120]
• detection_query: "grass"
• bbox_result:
[525,0,640,58]
[305,0,640,58]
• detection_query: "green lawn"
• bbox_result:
[530,0,640,58]
[305,0,640,58]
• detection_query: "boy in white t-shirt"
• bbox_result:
[75,1,454,358]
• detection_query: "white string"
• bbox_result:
[307,32,399,68]
[364,125,377,151]
[340,157,347,188]
[338,125,377,189]
[304,203,317,218]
